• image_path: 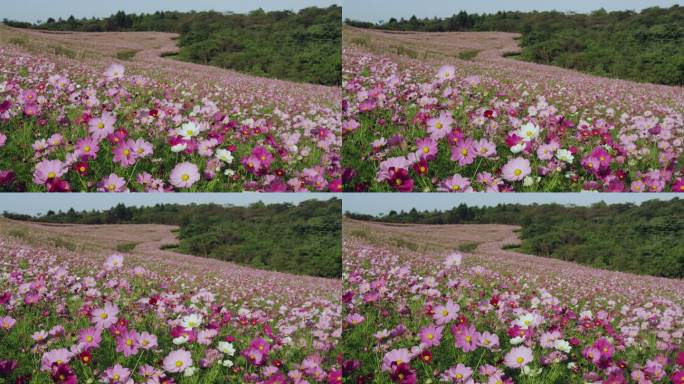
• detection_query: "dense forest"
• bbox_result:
[3,6,341,85]
[346,6,684,86]
[346,198,684,278]
[5,199,341,278]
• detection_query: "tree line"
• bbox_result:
[346,198,684,278]
[5,199,342,278]
[345,6,684,86]
[3,6,341,85]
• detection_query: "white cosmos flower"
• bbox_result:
[224,169,235,177]
[510,336,525,345]
[184,367,197,377]
[215,149,234,164]
[554,339,572,353]
[176,122,201,140]
[171,143,187,153]
[173,335,188,345]
[181,313,203,329]
[511,142,525,154]
[221,359,233,368]
[217,341,236,356]
[517,122,540,141]
[555,149,574,163]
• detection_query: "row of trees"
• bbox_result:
[4,6,341,85]
[6,199,342,278]
[345,6,684,85]
[346,198,684,278]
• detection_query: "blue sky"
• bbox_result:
[343,193,681,215]
[4,0,340,23]
[0,193,340,216]
[343,0,681,22]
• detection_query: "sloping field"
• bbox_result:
[0,25,341,192]
[0,218,341,382]
[342,26,684,192]
[342,219,684,383]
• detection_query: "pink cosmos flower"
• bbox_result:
[91,302,118,329]
[0,133,7,147]
[436,65,456,81]
[419,325,443,348]
[74,137,100,159]
[88,111,116,140]
[0,316,15,331]
[427,111,453,140]
[454,324,479,352]
[439,174,472,192]
[501,157,532,182]
[451,139,476,166]
[116,329,140,357]
[444,252,463,267]
[442,363,472,383]
[536,143,557,160]
[474,138,496,158]
[33,159,67,185]
[129,138,153,158]
[477,332,500,350]
[113,143,136,167]
[104,63,125,81]
[504,346,533,369]
[102,363,130,383]
[78,327,102,349]
[382,348,411,372]
[433,300,459,325]
[169,162,200,189]
[163,349,193,373]
[415,137,438,160]
[138,332,158,350]
[104,254,124,270]
[40,348,72,371]
[346,313,364,325]
[98,173,127,192]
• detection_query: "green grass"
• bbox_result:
[457,242,479,252]
[115,49,138,60]
[116,242,138,253]
[457,49,480,60]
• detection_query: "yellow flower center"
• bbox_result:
[435,122,443,129]
[175,361,183,367]
[461,148,468,156]
[181,174,190,181]
[517,357,524,364]
[100,313,108,319]
[427,333,433,340]
[123,149,130,156]
[86,336,93,342]
[84,146,91,152]
[423,146,429,154]
[451,185,460,191]
[98,122,105,129]
[514,169,522,176]
[47,171,56,179]
[442,309,448,316]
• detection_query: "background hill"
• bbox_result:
[346,5,684,85]
[5,198,342,278]
[346,198,684,278]
[4,6,342,85]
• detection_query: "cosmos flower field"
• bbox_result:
[0,222,341,383]
[342,29,684,192]
[342,220,684,383]
[0,27,341,192]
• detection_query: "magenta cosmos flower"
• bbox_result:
[163,349,193,373]
[501,157,532,182]
[436,65,456,81]
[74,136,100,159]
[454,324,479,352]
[415,137,438,160]
[442,363,472,383]
[427,111,453,141]
[116,329,140,357]
[104,254,124,270]
[33,159,67,185]
[0,316,15,331]
[78,327,102,349]
[170,162,200,189]
[113,142,136,167]
[504,346,533,369]
[88,111,116,140]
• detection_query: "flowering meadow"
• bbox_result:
[342,220,684,383]
[0,221,342,383]
[342,28,684,192]
[0,27,341,192]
